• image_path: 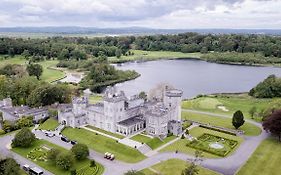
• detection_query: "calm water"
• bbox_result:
[114,59,281,99]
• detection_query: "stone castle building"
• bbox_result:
[58,87,183,138]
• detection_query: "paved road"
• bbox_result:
[0,110,269,175]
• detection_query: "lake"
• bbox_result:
[114,59,281,99]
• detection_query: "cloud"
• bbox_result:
[0,0,280,29]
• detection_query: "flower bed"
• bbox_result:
[27,147,48,161]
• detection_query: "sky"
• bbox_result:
[0,0,281,29]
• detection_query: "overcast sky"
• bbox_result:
[0,0,280,29]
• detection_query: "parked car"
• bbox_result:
[70,140,77,145]
[22,164,30,171]
[29,167,44,175]
[104,152,115,160]
[45,132,55,137]
[60,136,70,142]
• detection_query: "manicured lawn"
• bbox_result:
[182,94,280,121]
[181,112,261,136]
[160,127,243,158]
[131,134,152,143]
[109,50,202,63]
[12,139,104,175]
[62,127,146,163]
[236,137,281,175]
[38,118,59,131]
[88,94,103,104]
[130,134,177,150]
[85,125,125,139]
[140,159,220,175]
[39,60,65,82]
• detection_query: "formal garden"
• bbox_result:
[187,133,238,157]
[160,127,243,158]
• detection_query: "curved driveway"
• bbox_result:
[0,110,269,175]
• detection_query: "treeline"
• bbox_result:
[1,33,281,60]
[201,52,281,65]
[249,75,281,98]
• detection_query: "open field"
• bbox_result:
[236,137,281,175]
[85,125,125,139]
[131,134,177,150]
[182,112,261,136]
[182,94,280,121]
[160,127,243,158]
[62,127,146,163]
[38,118,59,131]
[109,50,202,63]
[141,159,220,175]
[12,139,104,175]
[0,56,65,82]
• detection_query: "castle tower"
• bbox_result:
[163,88,183,121]
[72,96,88,116]
[103,87,126,132]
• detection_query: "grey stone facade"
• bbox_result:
[58,86,183,138]
[0,98,49,129]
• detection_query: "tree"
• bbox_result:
[21,50,30,60]
[56,152,75,170]
[232,110,245,129]
[0,157,21,175]
[26,64,43,80]
[71,143,89,160]
[15,116,34,129]
[47,148,61,162]
[11,127,36,148]
[263,109,281,141]
[2,120,15,133]
[90,159,96,167]
[124,170,145,175]
[139,91,147,101]
[249,106,257,119]
[115,49,122,58]
[182,150,203,175]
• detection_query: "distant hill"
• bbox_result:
[0,26,281,36]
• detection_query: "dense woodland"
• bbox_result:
[0,33,281,60]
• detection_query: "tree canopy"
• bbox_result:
[70,143,89,160]
[11,127,36,148]
[232,110,245,129]
[263,109,281,141]
[26,64,43,80]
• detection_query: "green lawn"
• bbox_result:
[38,118,59,131]
[182,112,261,136]
[12,139,104,175]
[236,137,281,175]
[130,134,177,150]
[160,127,243,158]
[62,127,146,163]
[1,55,27,65]
[141,159,220,175]
[131,134,153,143]
[85,125,125,139]
[109,50,202,63]
[0,56,65,82]
[182,94,279,121]
[39,60,65,82]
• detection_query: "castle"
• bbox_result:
[58,86,183,138]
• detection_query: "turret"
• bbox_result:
[163,87,183,121]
